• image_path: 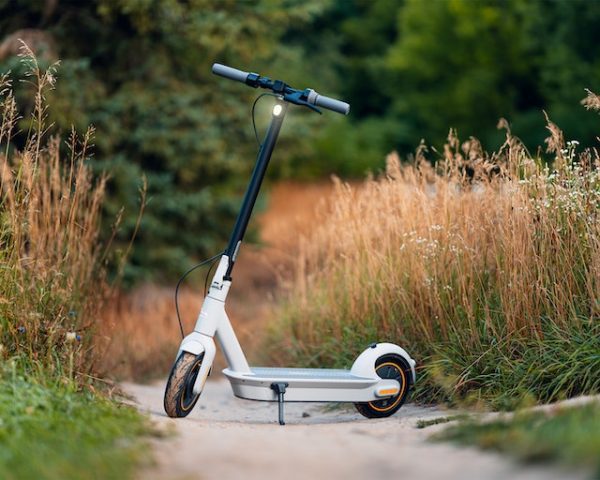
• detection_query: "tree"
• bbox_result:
[385,0,600,151]
[0,0,329,283]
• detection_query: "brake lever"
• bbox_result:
[283,91,322,114]
[297,100,322,114]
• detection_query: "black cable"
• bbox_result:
[174,94,276,338]
[174,251,224,339]
[204,257,219,297]
[252,93,279,146]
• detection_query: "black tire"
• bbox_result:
[355,354,412,419]
[164,352,204,418]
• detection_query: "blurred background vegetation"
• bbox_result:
[1,0,599,284]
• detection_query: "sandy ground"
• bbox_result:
[123,379,588,480]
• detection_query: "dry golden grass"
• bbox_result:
[582,89,600,112]
[284,147,599,344]
[267,103,600,407]
[0,45,139,379]
[98,285,199,379]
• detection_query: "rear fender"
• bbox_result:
[350,342,416,384]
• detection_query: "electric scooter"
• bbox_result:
[164,63,416,425]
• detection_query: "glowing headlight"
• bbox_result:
[272,104,283,117]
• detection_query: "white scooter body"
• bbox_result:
[177,255,416,405]
[168,63,417,424]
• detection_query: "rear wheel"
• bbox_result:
[164,352,204,418]
[355,354,411,419]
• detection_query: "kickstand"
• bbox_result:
[270,382,289,426]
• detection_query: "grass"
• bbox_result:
[0,365,149,480]
[0,45,113,376]
[416,415,464,429]
[266,91,600,409]
[438,403,600,478]
[0,45,148,479]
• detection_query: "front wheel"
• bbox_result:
[355,354,412,419]
[164,352,204,418]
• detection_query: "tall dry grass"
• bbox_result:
[267,100,600,408]
[0,45,131,379]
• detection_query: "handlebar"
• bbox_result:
[212,64,250,84]
[211,63,350,115]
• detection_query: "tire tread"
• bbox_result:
[164,352,202,418]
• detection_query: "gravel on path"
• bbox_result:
[123,379,586,480]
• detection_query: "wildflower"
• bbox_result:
[17,326,25,333]
[65,331,78,343]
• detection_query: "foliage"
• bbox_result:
[0,50,148,480]
[0,49,122,377]
[438,403,600,476]
[1,46,146,380]
[337,0,600,157]
[0,0,331,283]
[0,365,148,480]
[1,0,599,282]
[265,96,600,409]
[386,0,534,149]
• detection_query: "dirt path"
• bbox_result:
[123,379,586,480]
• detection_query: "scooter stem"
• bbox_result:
[224,100,288,279]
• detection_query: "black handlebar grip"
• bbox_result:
[212,63,250,84]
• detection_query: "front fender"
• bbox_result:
[350,342,416,384]
[178,334,207,357]
[176,332,216,395]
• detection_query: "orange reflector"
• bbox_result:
[378,388,399,396]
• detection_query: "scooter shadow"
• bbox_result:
[154,401,430,427]
[153,401,367,426]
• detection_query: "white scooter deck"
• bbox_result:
[223,366,400,402]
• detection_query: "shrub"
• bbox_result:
[0,45,133,379]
